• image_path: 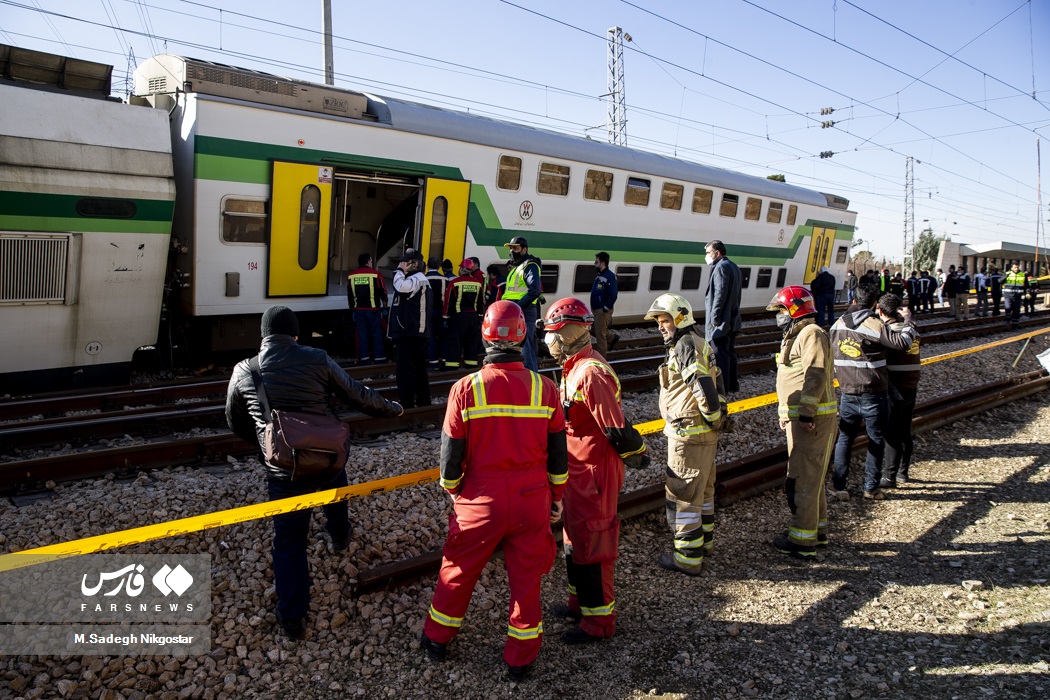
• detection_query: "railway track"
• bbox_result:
[352,368,1050,593]
[1,312,1047,491]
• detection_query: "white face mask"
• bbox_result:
[705,253,715,266]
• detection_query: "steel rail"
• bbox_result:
[352,369,1050,593]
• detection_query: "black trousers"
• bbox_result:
[712,333,739,393]
[444,313,482,368]
[394,336,431,408]
[883,388,916,481]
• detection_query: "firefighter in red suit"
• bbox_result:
[543,298,648,644]
[420,300,568,681]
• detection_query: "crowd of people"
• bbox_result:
[225,243,1049,679]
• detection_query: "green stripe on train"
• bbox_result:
[0,215,172,235]
[0,191,173,221]
[192,136,853,264]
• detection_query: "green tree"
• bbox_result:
[911,227,944,272]
[767,174,786,182]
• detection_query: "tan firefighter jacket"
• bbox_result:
[658,327,725,443]
[775,318,837,422]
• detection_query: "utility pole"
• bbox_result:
[322,0,334,85]
[903,156,916,272]
[606,27,630,146]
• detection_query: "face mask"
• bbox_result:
[545,332,565,364]
[510,250,523,263]
[776,313,793,334]
[705,253,715,266]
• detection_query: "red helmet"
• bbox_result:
[482,300,526,348]
[459,258,477,273]
[766,286,817,319]
[543,297,594,330]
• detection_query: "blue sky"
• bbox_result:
[2,0,1048,261]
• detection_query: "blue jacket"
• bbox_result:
[705,256,742,341]
[590,268,618,311]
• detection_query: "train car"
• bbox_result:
[0,46,175,391]
[133,55,854,356]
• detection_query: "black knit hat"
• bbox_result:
[261,306,299,338]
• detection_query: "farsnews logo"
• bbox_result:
[81,564,193,598]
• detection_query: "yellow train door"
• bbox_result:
[268,162,333,296]
[803,226,836,284]
[419,178,470,269]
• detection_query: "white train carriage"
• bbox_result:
[135,55,854,356]
[0,46,175,391]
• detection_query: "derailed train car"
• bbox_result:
[1,45,855,389]
[0,46,175,391]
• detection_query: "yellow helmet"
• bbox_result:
[645,293,695,329]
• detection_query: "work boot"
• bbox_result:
[658,552,701,576]
[772,534,816,559]
[276,612,306,640]
[863,490,885,501]
[560,626,603,645]
[896,470,909,485]
[816,532,829,548]
[607,334,621,352]
[507,663,532,682]
[419,632,447,662]
[878,478,895,489]
[550,603,581,622]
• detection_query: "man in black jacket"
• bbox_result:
[704,239,742,393]
[810,266,837,327]
[226,306,403,639]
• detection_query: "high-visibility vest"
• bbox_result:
[1003,271,1026,294]
[503,260,541,305]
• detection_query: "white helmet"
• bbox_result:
[645,293,695,329]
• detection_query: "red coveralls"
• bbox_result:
[559,345,628,637]
[424,361,567,668]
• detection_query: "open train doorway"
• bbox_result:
[327,172,423,295]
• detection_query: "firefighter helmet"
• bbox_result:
[644,293,695,329]
[766,286,817,318]
[459,258,477,274]
[543,297,594,330]
[481,300,526,349]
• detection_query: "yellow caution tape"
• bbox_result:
[0,470,437,572]
[4,324,1049,569]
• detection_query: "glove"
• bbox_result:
[623,452,651,470]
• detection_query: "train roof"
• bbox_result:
[136,54,842,209]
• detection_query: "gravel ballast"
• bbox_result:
[1,330,1049,699]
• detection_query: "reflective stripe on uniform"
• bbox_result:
[788,526,818,542]
[580,601,615,617]
[428,605,464,628]
[462,371,554,422]
[440,476,462,490]
[507,623,543,640]
[834,358,887,369]
[565,359,621,403]
[777,401,837,420]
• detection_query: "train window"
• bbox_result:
[221,198,267,244]
[538,162,570,196]
[787,204,797,226]
[681,266,703,290]
[573,264,597,293]
[540,264,560,294]
[584,169,613,201]
[745,197,762,221]
[428,196,448,265]
[616,265,640,292]
[650,265,673,291]
[767,201,783,224]
[740,267,752,288]
[692,188,713,214]
[720,193,739,218]
[625,177,651,207]
[661,183,684,210]
[836,245,849,264]
[776,268,787,287]
[756,267,773,288]
[76,198,137,218]
[497,155,522,191]
[298,185,321,270]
